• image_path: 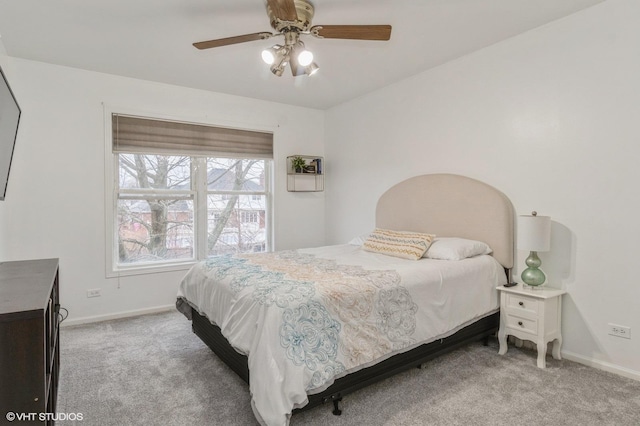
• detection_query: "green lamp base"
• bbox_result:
[521,251,546,287]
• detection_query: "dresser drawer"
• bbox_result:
[505,314,538,335]
[505,293,538,316]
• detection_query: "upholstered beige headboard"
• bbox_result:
[376,174,514,269]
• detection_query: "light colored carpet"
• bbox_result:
[57,310,640,425]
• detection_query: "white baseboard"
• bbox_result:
[61,304,175,327]
[505,337,639,381]
[562,350,640,382]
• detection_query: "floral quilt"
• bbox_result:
[177,245,504,426]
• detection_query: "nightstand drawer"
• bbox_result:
[505,314,537,335]
[505,293,538,316]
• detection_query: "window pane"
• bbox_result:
[207,194,266,256]
[206,158,265,192]
[119,154,191,190]
[117,198,194,263]
[110,151,271,273]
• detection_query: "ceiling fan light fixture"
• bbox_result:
[271,64,286,76]
[290,40,313,67]
[285,56,318,77]
[297,49,313,67]
[193,0,392,78]
[305,62,319,76]
[289,58,305,77]
[270,50,289,76]
[261,44,283,64]
[261,50,275,65]
[287,40,315,76]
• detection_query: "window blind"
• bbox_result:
[112,114,273,158]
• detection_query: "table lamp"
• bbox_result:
[518,211,551,287]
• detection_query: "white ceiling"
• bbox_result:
[0,0,603,110]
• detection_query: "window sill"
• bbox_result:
[106,260,196,278]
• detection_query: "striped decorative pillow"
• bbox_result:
[362,228,435,260]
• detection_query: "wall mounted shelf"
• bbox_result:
[287,155,324,192]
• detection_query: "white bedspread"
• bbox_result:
[177,244,505,426]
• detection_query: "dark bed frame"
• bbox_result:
[191,306,500,415]
[186,174,514,417]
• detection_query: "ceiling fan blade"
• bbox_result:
[193,32,273,50]
[310,25,392,41]
[266,0,298,21]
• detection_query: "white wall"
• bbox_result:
[0,39,7,64]
[325,0,640,377]
[0,58,325,323]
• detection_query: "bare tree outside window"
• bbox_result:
[116,154,268,266]
[206,158,266,255]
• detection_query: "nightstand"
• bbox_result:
[497,283,566,368]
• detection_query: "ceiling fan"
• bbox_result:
[193,0,392,77]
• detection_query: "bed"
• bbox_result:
[177,173,514,426]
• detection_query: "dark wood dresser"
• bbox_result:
[0,259,60,425]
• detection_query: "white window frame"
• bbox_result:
[104,105,275,277]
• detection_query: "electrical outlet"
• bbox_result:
[608,323,631,339]
[87,288,101,298]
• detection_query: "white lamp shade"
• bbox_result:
[517,214,551,252]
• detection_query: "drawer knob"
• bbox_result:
[519,301,524,306]
[518,321,524,327]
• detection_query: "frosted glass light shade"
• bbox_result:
[518,214,551,252]
[297,50,313,66]
[261,49,275,64]
[306,62,319,75]
[262,45,284,65]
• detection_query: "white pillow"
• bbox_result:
[424,238,492,260]
[348,233,371,246]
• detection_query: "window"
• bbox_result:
[117,154,195,264]
[108,113,273,274]
[204,158,268,256]
[241,211,259,223]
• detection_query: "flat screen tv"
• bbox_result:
[0,65,21,201]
